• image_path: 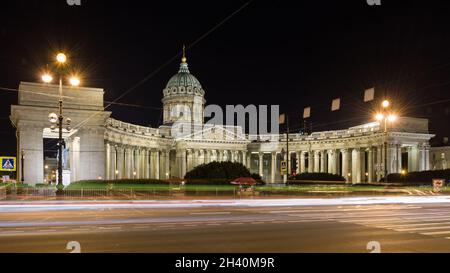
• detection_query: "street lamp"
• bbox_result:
[41,52,80,195]
[374,100,398,183]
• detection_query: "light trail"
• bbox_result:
[2,196,450,212]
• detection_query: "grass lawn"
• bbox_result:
[11,181,447,194]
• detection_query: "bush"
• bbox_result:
[184,161,264,184]
[288,172,346,182]
[385,169,450,185]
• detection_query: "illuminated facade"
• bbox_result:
[10,56,435,185]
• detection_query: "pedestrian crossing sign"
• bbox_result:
[0,157,16,171]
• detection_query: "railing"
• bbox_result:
[3,187,246,200]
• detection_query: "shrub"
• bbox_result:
[385,169,450,185]
[184,161,264,184]
[288,172,346,182]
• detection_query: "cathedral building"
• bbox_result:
[10,54,435,185]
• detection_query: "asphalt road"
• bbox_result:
[2,198,450,253]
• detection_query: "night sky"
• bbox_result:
[1,0,450,157]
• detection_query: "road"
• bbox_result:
[2,197,450,252]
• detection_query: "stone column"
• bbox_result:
[155,150,160,179]
[341,149,349,181]
[164,150,170,179]
[186,150,192,172]
[144,149,150,179]
[320,150,326,173]
[418,144,426,171]
[376,145,382,182]
[352,148,361,184]
[424,145,430,170]
[110,145,116,179]
[295,151,300,174]
[387,144,397,174]
[397,145,402,173]
[179,150,186,178]
[360,149,366,182]
[367,147,374,183]
[135,148,141,179]
[333,150,340,175]
[271,152,276,183]
[314,151,320,173]
[124,146,132,179]
[300,151,306,173]
[308,151,314,173]
[327,150,334,174]
[116,145,124,179]
[105,142,111,180]
[258,152,264,177]
[242,151,247,167]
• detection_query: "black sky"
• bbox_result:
[1,0,450,156]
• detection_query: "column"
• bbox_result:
[105,142,111,180]
[258,152,264,177]
[116,146,124,179]
[124,146,132,178]
[140,148,146,178]
[308,152,314,173]
[300,151,306,173]
[341,149,349,182]
[188,149,194,171]
[110,145,116,180]
[320,150,326,173]
[397,145,402,173]
[179,150,186,178]
[360,149,366,182]
[135,148,141,179]
[295,151,300,174]
[271,152,276,183]
[352,148,361,184]
[418,144,426,171]
[367,147,374,183]
[376,145,382,182]
[164,150,170,179]
[333,150,340,175]
[424,145,430,170]
[145,149,150,179]
[327,150,334,174]
[242,151,247,167]
[314,151,320,173]
[155,150,161,179]
[387,144,397,174]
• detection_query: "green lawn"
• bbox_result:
[10,181,448,194]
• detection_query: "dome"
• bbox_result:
[165,62,202,89]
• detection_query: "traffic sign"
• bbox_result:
[0,157,16,172]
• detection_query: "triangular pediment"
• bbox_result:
[180,125,247,141]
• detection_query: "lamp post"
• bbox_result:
[375,100,397,183]
[42,53,80,194]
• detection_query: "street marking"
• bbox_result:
[190,212,231,215]
[377,222,450,229]
[228,223,244,225]
[393,226,450,232]
[420,230,450,236]
[38,229,57,232]
[206,223,221,226]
